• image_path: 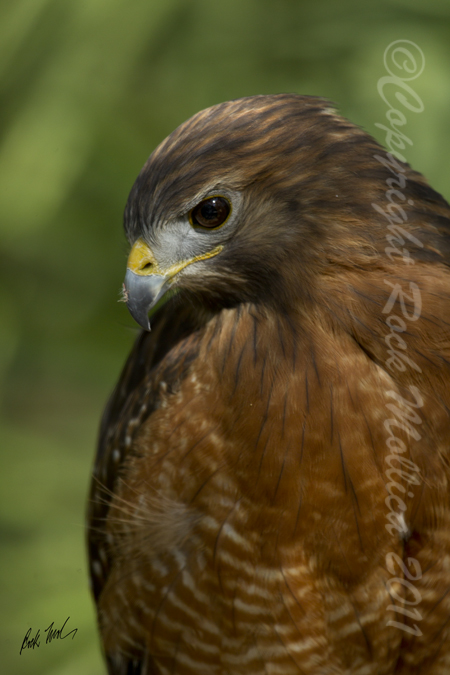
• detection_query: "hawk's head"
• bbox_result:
[123,94,447,330]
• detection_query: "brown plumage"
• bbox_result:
[87,94,450,674]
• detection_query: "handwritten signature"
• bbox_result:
[20,617,78,655]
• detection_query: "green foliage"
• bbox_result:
[1,1,449,673]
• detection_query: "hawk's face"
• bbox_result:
[122,94,436,329]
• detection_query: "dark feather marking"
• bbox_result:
[281,391,288,439]
[254,410,269,453]
[419,303,450,327]
[128,657,144,675]
[347,473,364,551]
[205,313,222,353]
[345,380,355,409]
[274,507,287,553]
[213,499,243,590]
[351,336,379,370]
[221,312,239,374]
[275,591,308,674]
[251,634,270,675]
[427,582,450,651]
[255,376,275,450]
[167,417,186,442]
[330,523,353,577]
[276,315,286,358]
[305,370,309,413]
[278,587,304,638]
[408,476,426,531]
[430,622,450,663]
[101,556,155,616]
[151,565,185,646]
[338,432,348,493]
[181,424,220,462]
[351,287,385,308]
[348,596,373,659]
[169,634,182,675]
[329,383,334,444]
[299,419,306,467]
[251,312,259,366]
[431,351,450,369]
[149,393,203,466]
[106,654,143,675]
[260,353,267,397]
[426,585,450,618]
[230,577,239,635]
[280,565,306,617]
[351,314,379,339]
[232,341,247,396]
[278,588,305,639]
[189,465,224,503]
[360,408,376,454]
[256,427,273,481]
[436,393,450,418]
[286,313,297,372]
[419,557,439,576]
[333,352,341,379]
[412,348,440,368]
[319,296,349,333]
[272,442,290,504]
[310,344,321,386]
[403,308,447,329]
[271,622,308,675]
[293,487,303,535]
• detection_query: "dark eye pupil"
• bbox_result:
[201,202,218,220]
[191,197,230,228]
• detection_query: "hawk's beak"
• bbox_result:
[123,237,224,331]
[123,238,170,331]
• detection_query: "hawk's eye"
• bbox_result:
[190,196,230,229]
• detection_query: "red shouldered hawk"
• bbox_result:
[87,95,450,674]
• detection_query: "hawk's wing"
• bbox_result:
[87,298,200,603]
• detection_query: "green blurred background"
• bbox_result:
[1,0,449,673]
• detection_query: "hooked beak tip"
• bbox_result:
[123,269,169,331]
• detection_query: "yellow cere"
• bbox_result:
[127,237,223,278]
[126,237,158,275]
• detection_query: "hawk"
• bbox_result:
[87,94,450,674]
